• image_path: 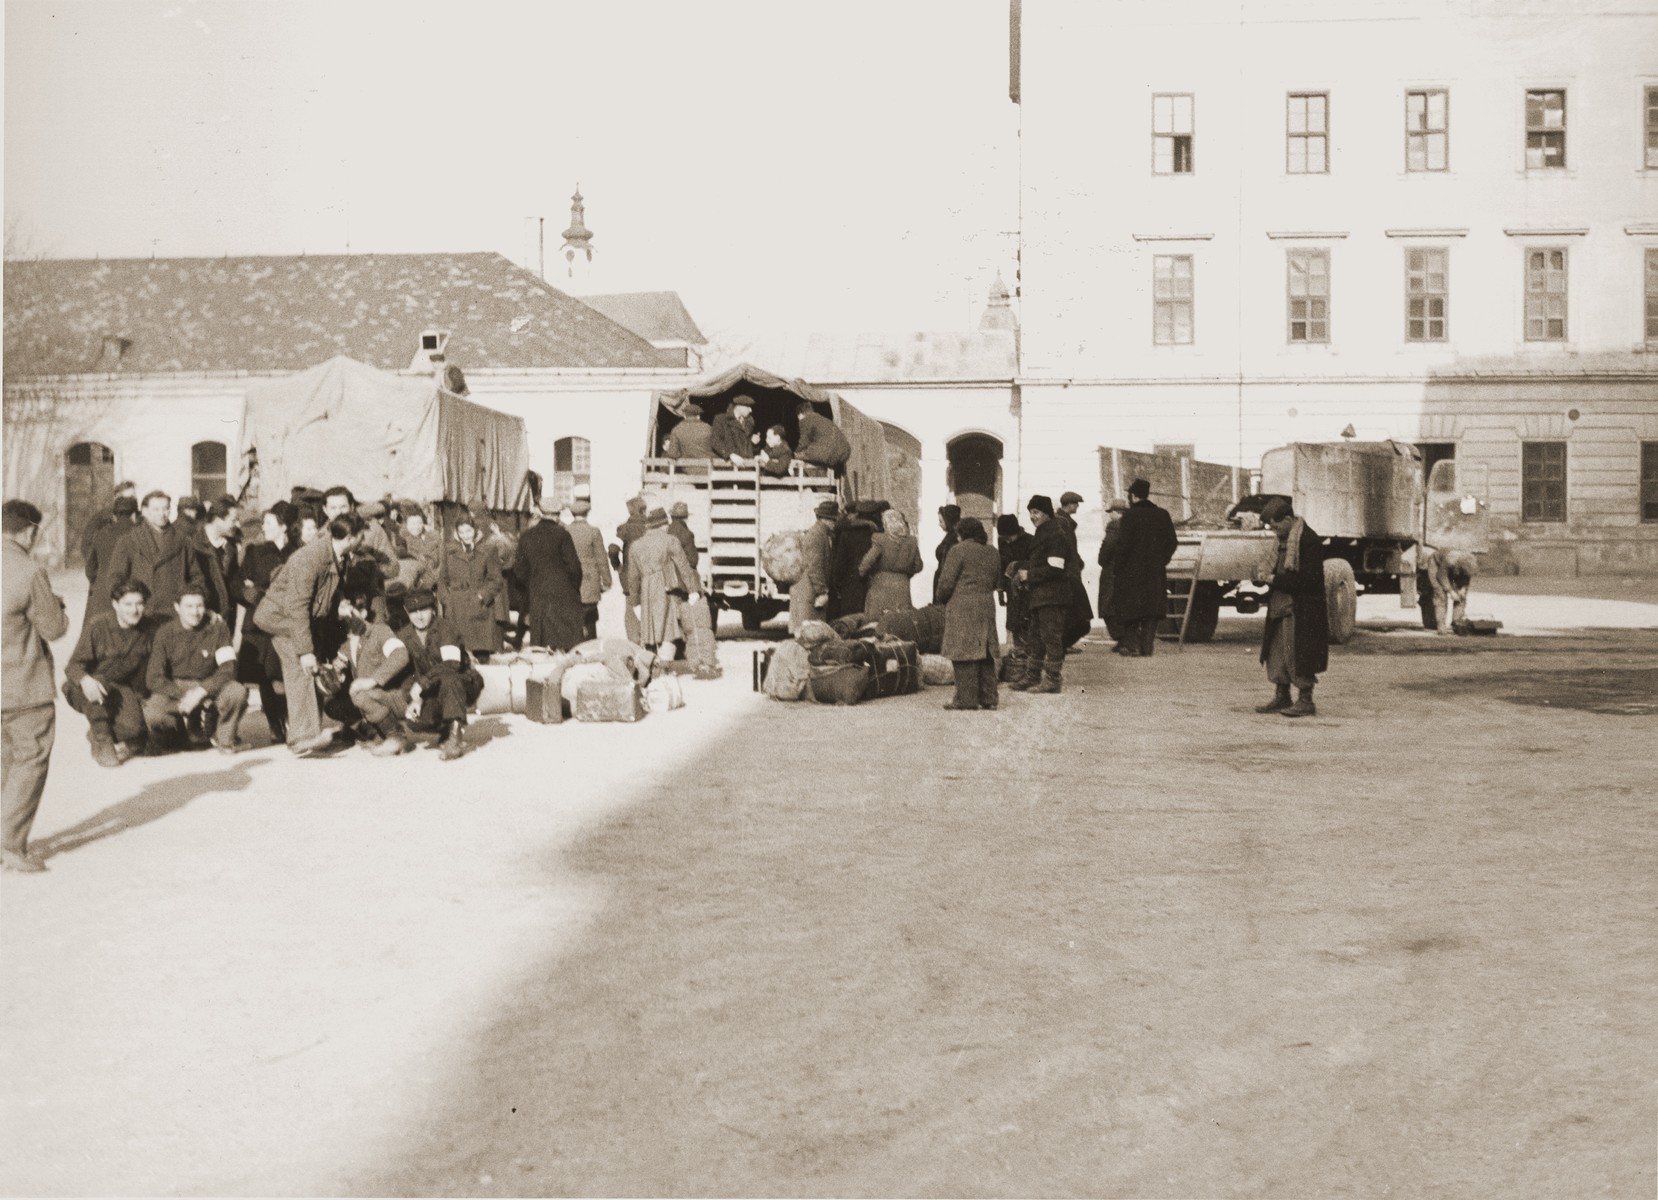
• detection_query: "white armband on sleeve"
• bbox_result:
[214,646,237,665]
[1046,556,1066,569]
[382,637,405,657]
[439,644,462,663]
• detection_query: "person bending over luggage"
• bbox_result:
[322,589,414,756]
[143,584,248,754]
[758,425,794,477]
[396,587,483,762]
[64,579,158,767]
[794,401,851,470]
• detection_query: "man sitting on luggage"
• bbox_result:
[322,588,414,756]
[794,401,851,469]
[63,579,158,767]
[143,584,248,753]
[396,587,484,762]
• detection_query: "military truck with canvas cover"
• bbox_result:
[642,363,892,629]
[1168,440,1490,644]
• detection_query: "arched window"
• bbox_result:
[191,440,228,503]
[946,433,1004,522]
[552,436,591,508]
[65,442,116,565]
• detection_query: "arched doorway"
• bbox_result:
[64,441,116,565]
[191,440,228,503]
[880,422,922,530]
[946,432,1003,522]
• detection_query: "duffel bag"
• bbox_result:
[852,636,921,698]
[808,663,873,706]
[875,605,945,655]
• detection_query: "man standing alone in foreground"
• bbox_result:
[1256,496,1329,718]
[2,500,68,872]
[1111,478,1178,658]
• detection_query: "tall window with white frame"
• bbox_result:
[552,435,591,508]
[1406,89,1448,171]
[1286,249,1330,343]
[1525,89,1566,170]
[1521,441,1567,523]
[1642,442,1658,523]
[1644,86,1658,170]
[1153,255,1194,345]
[1406,248,1448,342]
[1524,248,1568,342]
[1287,92,1328,174]
[1152,94,1194,174]
[1645,248,1658,346]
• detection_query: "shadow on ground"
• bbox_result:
[33,757,270,860]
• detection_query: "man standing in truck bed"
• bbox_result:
[710,397,759,465]
[795,401,850,470]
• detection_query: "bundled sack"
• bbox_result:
[644,675,685,713]
[795,620,839,649]
[919,654,955,687]
[875,605,946,655]
[808,662,873,706]
[762,639,813,701]
[847,636,921,698]
[575,679,646,723]
[761,530,806,585]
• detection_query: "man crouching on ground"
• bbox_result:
[323,588,414,756]
[1256,496,1329,719]
[63,579,158,766]
[396,588,483,761]
[143,585,248,753]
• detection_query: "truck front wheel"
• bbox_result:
[1324,559,1358,644]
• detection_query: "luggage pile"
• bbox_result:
[757,620,930,706]
[473,638,690,725]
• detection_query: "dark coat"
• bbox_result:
[1111,499,1178,621]
[998,528,1034,635]
[828,518,877,619]
[759,444,793,476]
[102,521,201,614]
[65,612,157,694]
[709,411,758,461]
[791,520,835,602]
[1261,522,1330,678]
[859,532,923,616]
[84,515,137,588]
[937,540,1002,661]
[1024,517,1079,610]
[664,417,714,460]
[795,411,850,468]
[932,530,960,603]
[236,537,294,683]
[397,615,472,683]
[439,540,504,653]
[668,518,700,568]
[512,519,585,651]
[192,529,243,628]
[1096,516,1124,617]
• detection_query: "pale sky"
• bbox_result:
[4,0,1021,338]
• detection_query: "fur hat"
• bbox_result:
[645,507,670,528]
[1026,494,1055,517]
[404,587,437,613]
[814,499,840,519]
[995,513,1022,537]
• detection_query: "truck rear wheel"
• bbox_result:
[1167,579,1223,643]
[1324,558,1358,644]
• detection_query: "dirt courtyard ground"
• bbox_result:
[2,580,1654,1197]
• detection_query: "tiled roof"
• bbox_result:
[580,291,707,346]
[2,252,685,375]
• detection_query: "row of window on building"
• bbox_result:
[1521,440,1658,525]
[1149,86,1658,175]
[1149,245,1658,346]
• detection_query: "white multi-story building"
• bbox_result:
[1012,0,1658,574]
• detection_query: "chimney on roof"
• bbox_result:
[92,335,132,372]
[412,328,451,377]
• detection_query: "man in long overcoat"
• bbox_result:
[83,495,138,590]
[102,490,201,614]
[709,397,759,464]
[1010,494,1079,694]
[1256,497,1329,718]
[615,496,649,644]
[936,517,1002,710]
[566,499,612,641]
[828,500,882,619]
[437,513,504,658]
[664,404,714,461]
[1095,498,1129,645]
[624,507,702,655]
[789,500,838,633]
[1111,478,1178,657]
[512,502,585,651]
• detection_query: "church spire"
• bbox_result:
[560,185,594,281]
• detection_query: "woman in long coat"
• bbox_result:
[936,517,1002,711]
[624,508,701,653]
[858,509,924,618]
[236,503,297,742]
[438,513,504,658]
[512,504,586,651]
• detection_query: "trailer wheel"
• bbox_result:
[1325,558,1358,644]
[1184,582,1223,643]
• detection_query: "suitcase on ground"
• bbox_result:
[808,663,873,706]
[524,676,566,724]
[850,636,921,698]
[574,679,646,723]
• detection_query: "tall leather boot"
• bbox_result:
[1255,685,1292,714]
[87,718,122,769]
[438,719,467,761]
[1034,666,1063,694]
[1282,686,1317,718]
[1008,650,1038,691]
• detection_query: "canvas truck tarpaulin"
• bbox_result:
[237,355,533,511]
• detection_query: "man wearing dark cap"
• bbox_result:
[710,397,759,465]
[933,504,962,603]
[664,403,714,461]
[1256,496,1329,717]
[1112,478,1178,657]
[667,501,699,568]
[512,499,585,651]
[1010,494,1078,693]
[84,494,139,592]
[80,480,138,575]
[790,499,839,632]
[1057,491,1084,534]
[396,587,484,760]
